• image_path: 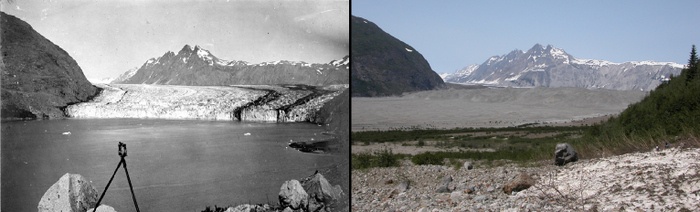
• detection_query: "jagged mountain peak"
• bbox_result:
[444,44,684,91]
[330,55,350,67]
[180,44,194,53]
[112,44,348,85]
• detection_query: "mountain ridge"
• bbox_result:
[112,45,348,86]
[351,15,444,97]
[1,11,98,119]
[443,44,683,91]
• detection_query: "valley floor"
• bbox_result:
[352,87,646,131]
[352,147,700,211]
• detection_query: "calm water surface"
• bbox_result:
[2,119,340,212]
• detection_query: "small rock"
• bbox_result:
[473,195,488,202]
[463,161,474,170]
[486,186,495,193]
[450,191,462,202]
[395,180,410,193]
[436,175,453,193]
[503,173,535,194]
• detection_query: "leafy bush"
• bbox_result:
[352,148,402,169]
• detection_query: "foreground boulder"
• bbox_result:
[301,172,344,212]
[503,173,535,194]
[279,180,308,210]
[223,204,272,212]
[38,173,99,212]
[87,205,117,212]
[554,143,579,166]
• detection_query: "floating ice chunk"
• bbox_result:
[244,132,251,136]
[62,132,71,135]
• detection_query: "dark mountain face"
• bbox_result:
[113,45,348,86]
[351,15,444,97]
[1,12,98,119]
[444,44,683,91]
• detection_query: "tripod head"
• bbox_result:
[118,142,127,157]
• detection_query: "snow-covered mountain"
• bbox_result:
[110,67,138,84]
[443,44,683,91]
[112,45,348,86]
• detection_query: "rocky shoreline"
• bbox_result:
[37,171,344,212]
[352,147,700,211]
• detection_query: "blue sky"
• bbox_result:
[352,0,700,74]
[1,0,348,80]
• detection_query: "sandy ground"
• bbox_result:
[352,87,645,131]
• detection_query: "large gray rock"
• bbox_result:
[38,173,99,212]
[554,143,579,166]
[436,175,453,193]
[301,172,344,203]
[301,172,344,212]
[279,180,308,210]
[224,204,272,212]
[87,205,117,212]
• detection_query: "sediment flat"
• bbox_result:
[352,87,646,131]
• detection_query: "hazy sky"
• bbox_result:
[353,0,700,74]
[1,0,349,79]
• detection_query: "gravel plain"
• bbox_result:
[352,147,700,211]
[352,87,646,131]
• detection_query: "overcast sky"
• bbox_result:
[1,0,349,79]
[353,0,700,74]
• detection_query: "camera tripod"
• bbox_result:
[94,142,141,212]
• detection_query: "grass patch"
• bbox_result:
[351,148,405,170]
[351,124,700,170]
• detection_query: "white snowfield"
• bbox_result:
[66,84,345,122]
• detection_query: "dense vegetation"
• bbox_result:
[352,45,700,169]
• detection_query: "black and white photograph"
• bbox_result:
[1,0,349,211]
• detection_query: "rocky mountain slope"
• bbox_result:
[1,12,98,119]
[351,15,444,97]
[352,147,700,211]
[112,45,348,86]
[443,44,683,91]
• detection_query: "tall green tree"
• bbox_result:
[687,45,698,83]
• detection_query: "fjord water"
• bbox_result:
[2,119,340,211]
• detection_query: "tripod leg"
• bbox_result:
[122,159,141,212]
[94,158,123,211]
